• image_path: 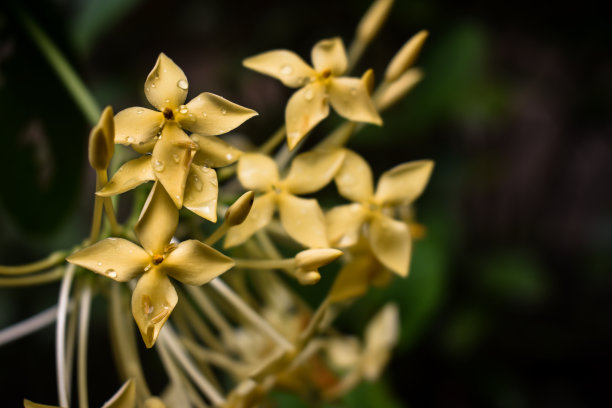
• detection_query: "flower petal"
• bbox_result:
[191,134,243,168]
[368,214,411,276]
[162,240,234,285]
[328,252,379,303]
[183,165,218,222]
[311,37,347,76]
[179,92,257,136]
[151,123,195,208]
[243,50,315,88]
[334,149,374,202]
[326,203,367,247]
[224,192,276,248]
[114,107,163,146]
[97,156,154,197]
[362,303,399,380]
[374,160,434,205]
[135,181,179,256]
[66,238,149,282]
[328,77,382,125]
[132,268,177,348]
[285,81,329,150]
[145,53,188,111]
[237,153,279,192]
[278,193,328,248]
[283,149,345,195]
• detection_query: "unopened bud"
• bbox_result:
[375,68,423,111]
[385,30,428,82]
[88,106,115,171]
[362,68,375,95]
[295,248,343,270]
[356,0,394,45]
[296,269,321,285]
[225,191,255,226]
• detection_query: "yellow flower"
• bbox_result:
[326,150,433,276]
[243,38,382,150]
[225,150,345,248]
[113,53,256,207]
[67,182,234,347]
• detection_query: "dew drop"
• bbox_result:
[105,269,117,278]
[153,159,165,172]
[136,108,144,115]
[150,83,156,88]
[221,108,227,115]
[179,105,189,114]
[192,175,203,191]
[164,98,170,104]
[350,87,357,96]
[97,262,103,266]
[304,89,314,101]
[177,79,188,90]
[202,112,207,118]
[126,136,135,143]
[226,153,233,160]
[172,153,180,163]
[280,65,293,75]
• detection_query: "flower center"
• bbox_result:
[321,69,332,79]
[152,254,164,265]
[163,107,174,120]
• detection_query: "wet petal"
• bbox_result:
[243,50,315,88]
[183,165,218,222]
[283,149,345,195]
[278,193,328,248]
[237,153,279,192]
[326,203,367,247]
[374,160,434,205]
[114,107,163,146]
[145,53,188,111]
[97,156,154,197]
[66,238,149,282]
[162,240,234,285]
[191,134,243,168]
[328,77,382,125]
[102,379,135,408]
[334,149,374,202]
[132,268,177,348]
[311,37,347,76]
[224,192,276,248]
[135,181,179,256]
[179,92,257,135]
[368,214,411,276]
[285,81,329,150]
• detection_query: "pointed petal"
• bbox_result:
[285,81,329,150]
[132,268,177,348]
[311,37,347,76]
[237,153,279,192]
[66,238,149,282]
[224,192,276,248]
[283,149,345,194]
[178,92,257,135]
[135,182,179,256]
[278,193,328,248]
[243,50,315,88]
[334,149,374,202]
[88,106,115,171]
[162,240,234,285]
[326,203,367,247]
[191,134,243,168]
[374,160,434,205]
[184,165,218,222]
[97,156,154,197]
[152,123,195,207]
[114,107,163,146]
[368,214,411,276]
[23,401,60,408]
[101,379,135,408]
[145,53,188,111]
[328,77,382,125]
[362,303,399,380]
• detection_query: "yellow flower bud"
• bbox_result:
[88,106,115,171]
[225,191,255,226]
[356,0,395,45]
[375,68,423,111]
[384,30,428,82]
[295,248,343,270]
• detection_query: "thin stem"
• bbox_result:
[177,298,224,352]
[0,251,66,275]
[233,258,295,270]
[204,222,228,247]
[0,266,64,287]
[298,297,331,347]
[183,338,248,378]
[77,283,93,408]
[185,286,236,344]
[155,337,193,407]
[0,305,58,346]
[97,170,121,236]
[65,288,80,400]
[258,125,286,155]
[56,263,76,408]
[89,176,105,243]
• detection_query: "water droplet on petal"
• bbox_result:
[220,108,227,115]
[172,153,180,163]
[153,159,165,172]
[97,262,103,266]
[202,112,207,118]
[177,79,188,90]
[105,269,117,278]
[350,87,358,96]
[192,175,203,191]
[179,105,189,114]
[226,153,233,160]
[136,109,144,115]
[126,136,135,143]
[280,65,293,75]
[304,89,314,101]
[164,98,170,104]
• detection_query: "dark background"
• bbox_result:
[1,0,611,406]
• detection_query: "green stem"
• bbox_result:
[258,125,287,155]
[0,266,64,287]
[0,251,66,275]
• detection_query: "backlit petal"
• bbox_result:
[328,252,379,303]
[224,192,276,248]
[145,53,188,111]
[97,156,154,197]
[179,92,257,135]
[66,238,149,282]
[162,240,234,285]
[131,268,177,348]
[334,149,374,202]
[374,160,434,205]
[368,214,411,276]
[237,153,279,192]
[285,81,329,150]
[183,165,218,222]
[283,149,345,195]
[114,107,163,145]
[191,134,243,168]
[243,50,315,88]
[328,77,382,125]
[135,182,179,256]
[278,193,328,248]
[326,203,367,247]
[311,37,347,76]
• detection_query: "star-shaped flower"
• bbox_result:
[243,38,382,150]
[113,53,256,207]
[225,150,345,248]
[67,182,234,347]
[326,150,433,276]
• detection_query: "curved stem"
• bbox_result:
[233,258,295,270]
[0,251,66,275]
[0,305,59,347]
[56,263,76,408]
[0,266,65,287]
[78,283,93,408]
